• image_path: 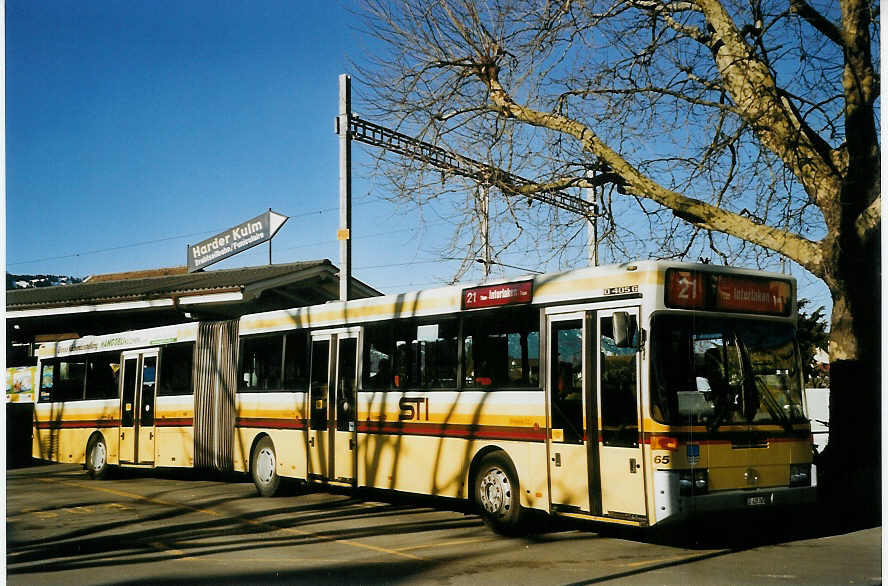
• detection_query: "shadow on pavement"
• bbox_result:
[8,463,880,584]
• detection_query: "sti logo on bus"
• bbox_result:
[399,397,430,421]
[462,280,533,310]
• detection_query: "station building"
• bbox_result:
[5,260,380,465]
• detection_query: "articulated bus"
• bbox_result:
[32,261,816,533]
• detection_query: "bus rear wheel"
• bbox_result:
[86,435,109,480]
[251,436,281,497]
[474,452,524,535]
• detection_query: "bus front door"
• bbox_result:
[308,331,358,485]
[119,350,158,465]
[547,313,599,514]
[596,308,647,519]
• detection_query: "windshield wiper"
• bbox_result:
[736,336,793,432]
[753,375,794,432]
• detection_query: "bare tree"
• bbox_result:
[357,0,880,522]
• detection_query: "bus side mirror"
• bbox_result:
[613,312,635,348]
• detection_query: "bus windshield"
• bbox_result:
[651,315,806,428]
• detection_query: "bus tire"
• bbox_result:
[474,452,524,535]
[251,436,281,497]
[86,434,109,480]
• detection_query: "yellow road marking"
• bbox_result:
[218,556,342,564]
[396,537,491,552]
[236,515,425,560]
[39,477,425,562]
[149,541,197,561]
[64,506,93,514]
[39,478,221,517]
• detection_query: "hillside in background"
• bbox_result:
[6,273,82,290]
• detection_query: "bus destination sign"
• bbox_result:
[462,280,533,310]
[665,269,791,316]
[716,275,790,315]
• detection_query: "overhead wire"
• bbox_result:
[6,200,379,267]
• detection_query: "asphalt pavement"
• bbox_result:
[6,463,882,585]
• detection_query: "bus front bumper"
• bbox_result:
[653,470,817,525]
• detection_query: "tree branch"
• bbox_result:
[627,0,710,42]
[789,0,846,47]
[558,86,736,112]
[479,69,824,274]
[695,0,844,214]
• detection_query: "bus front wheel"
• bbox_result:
[474,452,524,535]
[251,436,281,497]
[86,435,109,480]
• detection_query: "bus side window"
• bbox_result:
[239,335,283,391]
[363,323,394,390]
[463,308,540,389]
[394,324,412,389]
[411,321,458,389]
[85,351,120,400]
[158,343,194,396]
[44,358,86,402]
[282,332,309,391]
[39,360,57,402]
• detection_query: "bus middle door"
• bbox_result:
[308,330,359,485]
[119,350,158,465]
[547,312,598,514]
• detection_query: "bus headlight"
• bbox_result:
[679,469,708,496]
[790,464,811,487]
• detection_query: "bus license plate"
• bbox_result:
[747,495,769,506]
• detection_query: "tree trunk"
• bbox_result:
[818,226,881,528]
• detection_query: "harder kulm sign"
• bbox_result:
[187,210,289,272]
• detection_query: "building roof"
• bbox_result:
[6,260,381,344]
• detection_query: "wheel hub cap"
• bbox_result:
[257,448,275,483]
[92,442,106,470]
[479,467,511,515]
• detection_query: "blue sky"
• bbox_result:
[4,0,831,312]
[5,0,455,292]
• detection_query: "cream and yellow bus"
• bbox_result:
[32,260,816,533]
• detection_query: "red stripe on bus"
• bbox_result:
[357,421,546,442]
[235,417,308,430]
[155,418,194,427]
[36,419,119,429]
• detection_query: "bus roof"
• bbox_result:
[37,261,796,357]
